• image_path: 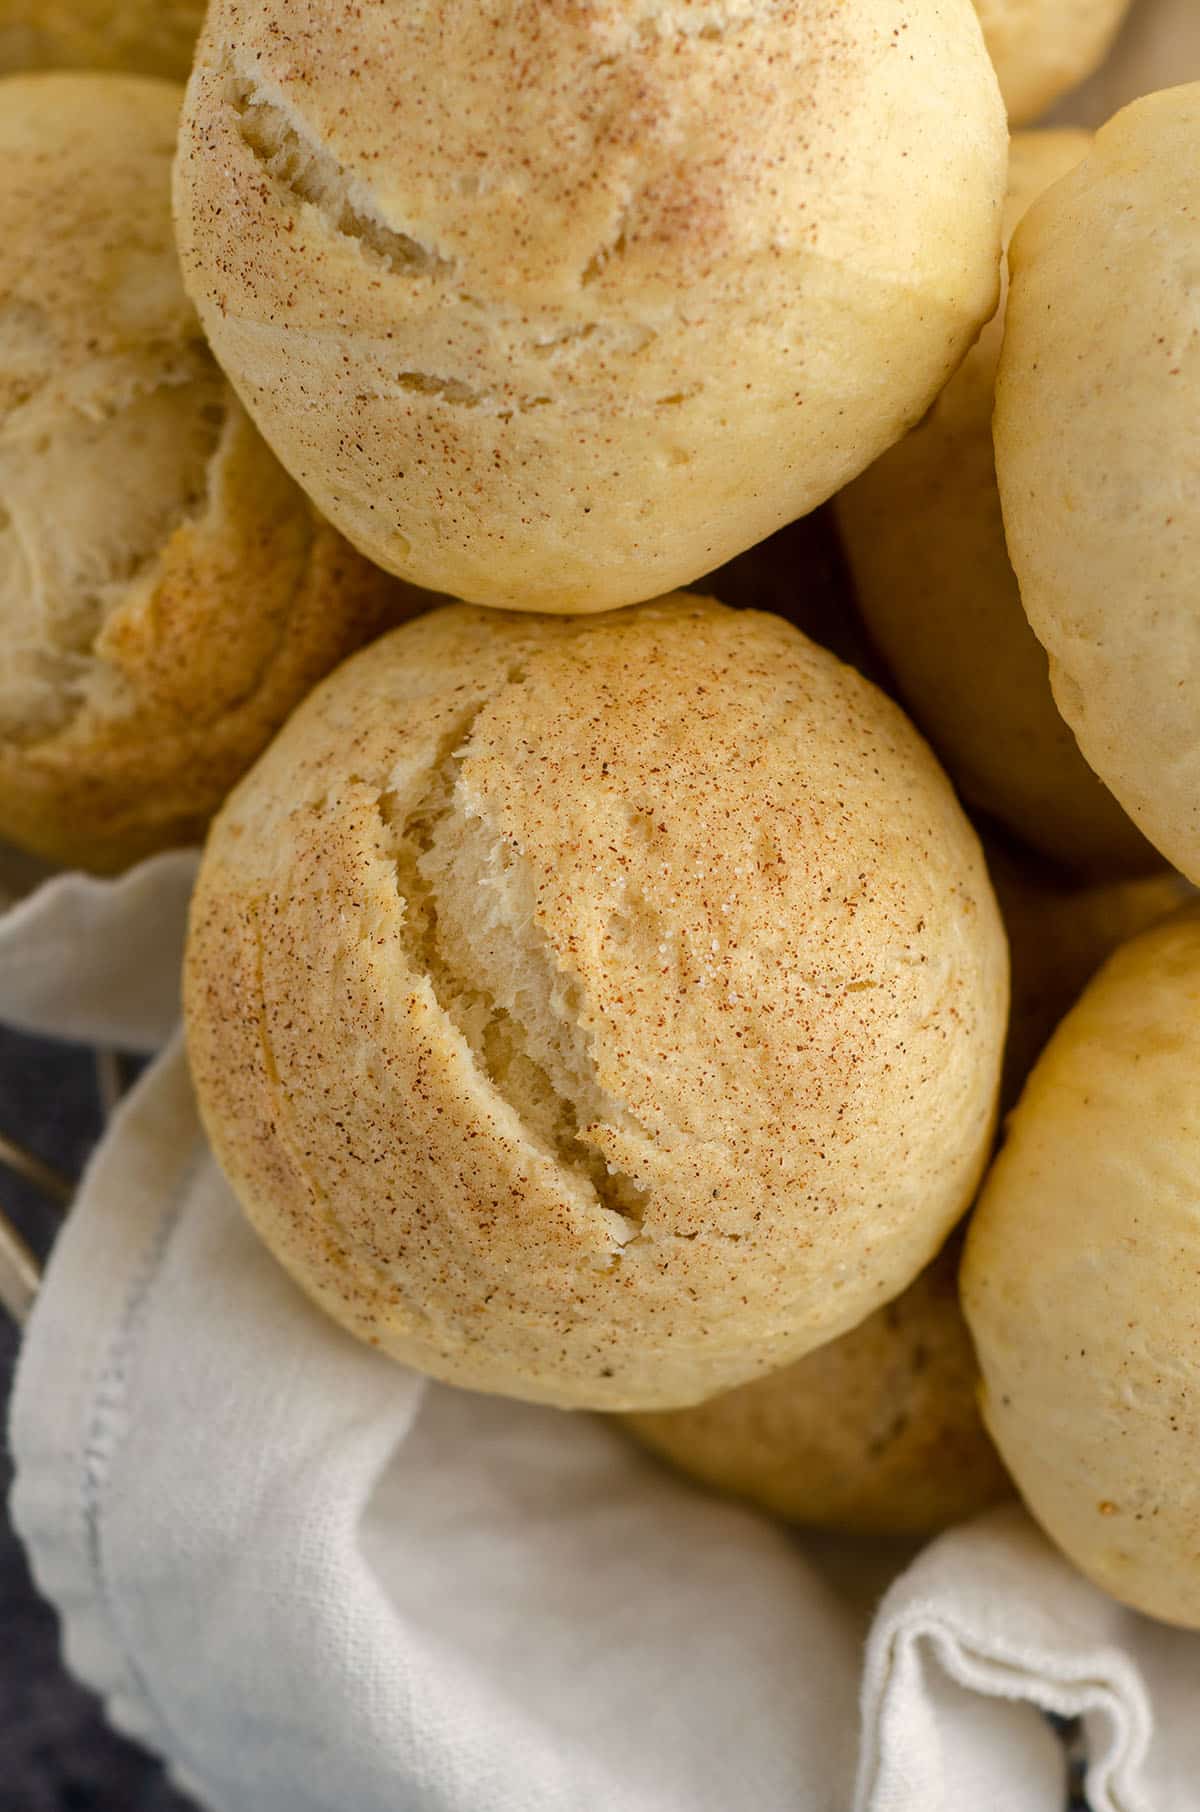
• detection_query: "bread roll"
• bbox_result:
[995,87,1200,885]
[836,130,1153,880]
[0,0,205,79]
[696,508,883,684]
[986,838,1185,1109]
[617,842,1179,1536]
[963,907,1200,1629]
[624,1236,1011,1536]
[174,0,1006,613]
[975,0,1133,123]
[185,598,1007,1411]
[1050,0,1200,128]
[0,73,411,873]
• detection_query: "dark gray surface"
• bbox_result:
[0,1026,191,1812]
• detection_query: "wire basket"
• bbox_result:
[0,1048,125,1326]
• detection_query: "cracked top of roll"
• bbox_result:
[185,597,1008,1411]
[0,72,412,874]
[174,0,1006,613]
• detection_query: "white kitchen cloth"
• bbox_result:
[9,1039,1200,1812]
[861,1511,1200,1812]
[10,1041,866,1812]
[0,845,197,1051]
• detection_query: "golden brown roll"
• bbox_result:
[624,1235,1011,1537]
[174,0,1006,613]
[185,598,1008,1411]
[996,87,1200,886]
[836,130,1153,881]
[0,72,413,873]
[986,838,1185,1109]
[963,907,1200,1629]
[975,0,1133,124]
[0,0,205,79]
[1049,0,1200,129]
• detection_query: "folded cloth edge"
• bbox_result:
[8,1037,216,1798]
[856,1508,1157,1812]
[0,850,198,1052]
